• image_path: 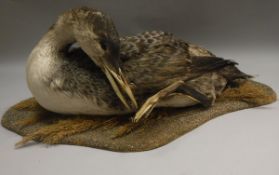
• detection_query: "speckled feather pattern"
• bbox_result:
[47,30,243,107]
[120,31,230,95]
[45,49,121,109]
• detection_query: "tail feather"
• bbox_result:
[218,65,252,81]
[191,56,237,72]
[191,56,252,79]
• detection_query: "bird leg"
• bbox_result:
[132,80,184,122]
[132,78,217,123]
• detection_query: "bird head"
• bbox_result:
[58,7,138,109]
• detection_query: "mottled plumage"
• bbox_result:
[46,49,121,109]
[62,31,250,107]
[27,7,251,122]
[119,31,247,93]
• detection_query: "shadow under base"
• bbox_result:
[1,80,277,152]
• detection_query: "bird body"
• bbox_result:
[26,7,250,121]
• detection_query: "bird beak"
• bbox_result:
[78,37,137,110]
[102,63,138,110]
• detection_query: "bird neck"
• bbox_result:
[26,22,76,82]
[42,23,76,54]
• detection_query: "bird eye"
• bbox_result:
[100,39,107,50]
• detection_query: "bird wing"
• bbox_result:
[120,31,189,86]
[120,31,175,60]
[120,31,249,96]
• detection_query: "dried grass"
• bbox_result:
[220,80,277,105]
[12,98,42,111]
[14,114,42,129]
[15,117,102,148]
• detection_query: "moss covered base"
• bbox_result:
[1,80,277,152]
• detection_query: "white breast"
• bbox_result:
[26,42,125,116]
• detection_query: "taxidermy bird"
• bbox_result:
[27,7,251,123]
